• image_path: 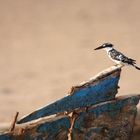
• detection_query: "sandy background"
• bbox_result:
[0,0,140,136]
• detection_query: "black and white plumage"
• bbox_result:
[94,43,140,70]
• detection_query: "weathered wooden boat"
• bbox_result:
[0,65,139,140]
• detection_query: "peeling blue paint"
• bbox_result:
[37,117,70,133]
[74,95,140,130]
[36,116,70,140]
[18,74,120,124]
[0,67,139,140]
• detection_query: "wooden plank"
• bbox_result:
[72,95,140,140]
[17,65,122,124]
[0,95,139,140]
[0,115,70,140]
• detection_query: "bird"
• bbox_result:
[94,43,140,70]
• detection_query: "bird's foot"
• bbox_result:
[114,63,124,68]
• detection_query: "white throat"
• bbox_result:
[104,47,113,53]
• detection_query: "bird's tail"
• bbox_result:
[133,64,140,70]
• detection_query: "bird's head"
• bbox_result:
[94,43,113,50]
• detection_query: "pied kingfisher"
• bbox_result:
[94,43,140,70]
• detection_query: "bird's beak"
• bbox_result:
[94,45,104,50]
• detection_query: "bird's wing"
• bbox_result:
[109,49,136,65]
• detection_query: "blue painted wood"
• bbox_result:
[1,65,139,140]
[0,134,11,140]
[0,116,70,140]
[18,66,121,124]
[36,116,70,139]
[72,95,140,140]
[0,95,139,140]
[25,115,70,140]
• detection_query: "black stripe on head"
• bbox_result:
[94,43,113,50]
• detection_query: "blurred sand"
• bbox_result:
[0,1,140,133]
